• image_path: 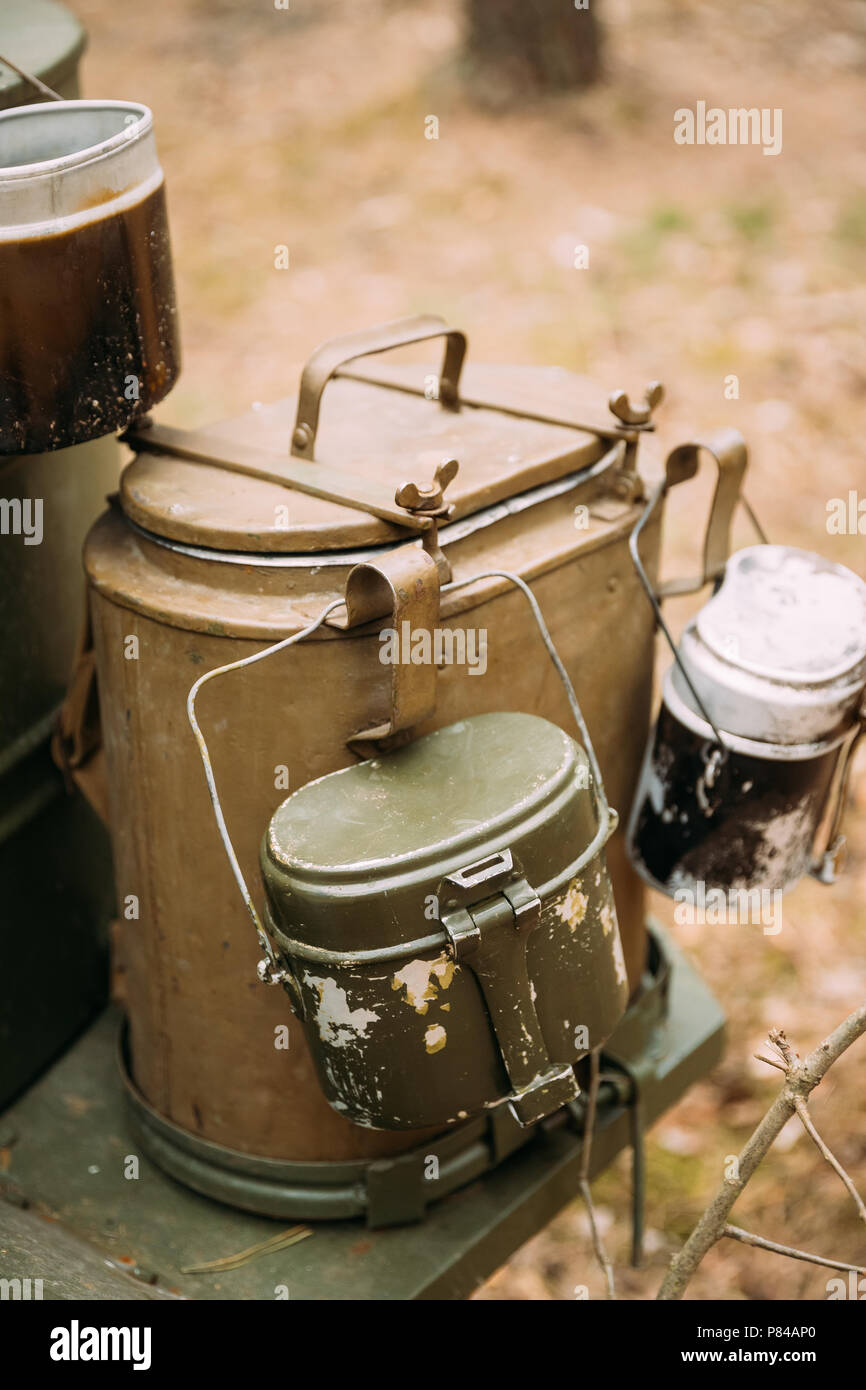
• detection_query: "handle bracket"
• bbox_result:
[327,545,441,753]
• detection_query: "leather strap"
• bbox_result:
[51,593,110,824]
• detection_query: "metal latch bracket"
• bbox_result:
[440,850,579,1127]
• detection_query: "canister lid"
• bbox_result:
[262,712,600,952]
[697,546,866,683]
[674,545,866,744]
[119,362,607,553]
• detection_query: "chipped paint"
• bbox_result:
[599,902,628,987]
[556,878,588,933]
[321,1051,384,1127]
[304,975,379,1048]
[392,953,455,1014]
[425,1023,447,1054]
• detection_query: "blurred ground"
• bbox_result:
[73,0,866,1299]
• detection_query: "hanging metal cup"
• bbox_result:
[626,435,866,897]
[0,99,180,454]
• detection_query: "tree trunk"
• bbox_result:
[466,0,602,99]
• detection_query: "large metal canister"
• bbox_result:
[81,320,663,1171]
[0,1,120,1108]
[262,712,627,1130]
[627,545,866,895]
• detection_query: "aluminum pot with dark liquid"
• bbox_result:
[0,99,179,454]
[628,545,866,896]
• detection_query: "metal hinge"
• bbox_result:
[440,850,579,1127]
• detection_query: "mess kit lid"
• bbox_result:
[698,546,866,683]
[675,545,866,744]
[261,712,600,953]
[120,356,611,553]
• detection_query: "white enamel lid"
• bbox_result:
[674,546,866,744]
[697,546,866,684]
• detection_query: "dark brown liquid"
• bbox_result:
[0,181,180,455]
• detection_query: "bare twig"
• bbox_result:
[792,1095,866,1226]
[754,1052,787,1073]
[723,1224,866,1274]
[579,1046,616,1300]
[657,1002,866,1300]
[179,1225,312,1274]
[768,1028,798,1070]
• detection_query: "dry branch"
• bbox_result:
[657,1003,866,1300]
[792,1095,866,1226]
[723,1224,866,1275]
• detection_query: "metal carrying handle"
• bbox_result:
[291,314,467,460]
[187,569,615,982]
[629,429,767,756]
[811,704,866,884]
[186,600,345,976]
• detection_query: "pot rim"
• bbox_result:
[663,668,854,761]
[0,98,152,182]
